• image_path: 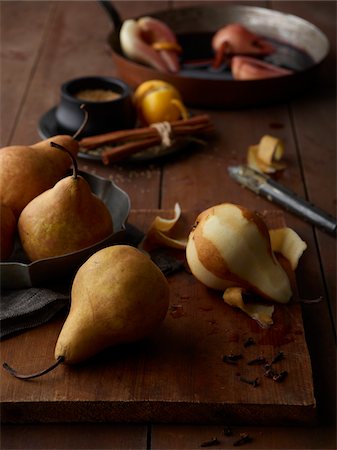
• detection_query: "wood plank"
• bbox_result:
[1,210,315,425]
[1,423,147,450]
[0,1,52,146]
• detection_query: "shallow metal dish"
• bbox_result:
[106,4,329,108]
[38,107,196,163]
[1,171,130,289]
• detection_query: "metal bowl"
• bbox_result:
[105,4,329,108]
[1,171,130,289]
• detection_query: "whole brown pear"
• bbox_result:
[0,204,17,261]
[18,142,113,261]
[55,245,170,364]
[0,135,79,218]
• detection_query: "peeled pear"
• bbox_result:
[55,245,170,363]
[18,142,113,261]
[0,135,79,218]
[186,203,292,303]
[0,203,17,261]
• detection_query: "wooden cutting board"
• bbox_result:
[0,210,316,425]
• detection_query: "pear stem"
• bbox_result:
[50,141,78,179]
[2,356,64,380]
[72,104,89,140]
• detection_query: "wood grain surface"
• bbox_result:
[1,210,315,425]
[1,0,335,448]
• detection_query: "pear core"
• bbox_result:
[186,203,292,303]
[55,245,170,364]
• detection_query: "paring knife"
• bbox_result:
[228,165,337,237]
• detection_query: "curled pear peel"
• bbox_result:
[247,135,286,174]
[141,203,187,250]
[269,227,307,270]
[186,203,293,304]
[223,287,275,328]
[3,245,170,378]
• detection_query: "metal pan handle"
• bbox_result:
[98,1,122,33]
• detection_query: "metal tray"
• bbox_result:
[104,3,329,108]
[1,171,130,289]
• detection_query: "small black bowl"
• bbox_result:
[55,76,137,137]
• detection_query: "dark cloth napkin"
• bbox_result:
[0,288,69,339]
[0,223,184,339]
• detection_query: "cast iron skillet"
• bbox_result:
[100,1,329,108]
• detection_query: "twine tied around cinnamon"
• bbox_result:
[150,121,173,148]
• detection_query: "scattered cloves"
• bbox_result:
[233,432,252,446]
[200,437,220,447]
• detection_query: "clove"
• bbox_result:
[247,356,266,365]
[239,376,260,387]
[263,364,277,379]
[273,370,288,383]
[243,337,255,348]
[222,353,243,364]
[200,437,220,447]
[233,433,252,446]
[271,351,285,364]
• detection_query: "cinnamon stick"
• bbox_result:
[80,127,157,149]
[79,114,212,150]
[101,137,160,165]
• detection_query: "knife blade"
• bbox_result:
[228,165,337,237]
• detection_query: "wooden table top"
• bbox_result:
[1,1,336,449]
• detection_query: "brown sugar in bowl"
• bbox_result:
[56,76,137,137]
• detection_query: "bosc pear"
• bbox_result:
[3,245,170,378]
[0,136,79,218]
[55,245,170,363]
[18,142,113,261]
[0,107,87,218]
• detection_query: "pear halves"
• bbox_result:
[18,142,113,261]
[186,203,292,303]
[55,245,170,364]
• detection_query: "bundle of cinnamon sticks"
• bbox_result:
[79,115,215,165]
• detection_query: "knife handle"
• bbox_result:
[260,181,337,237]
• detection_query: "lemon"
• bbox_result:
[134,80,188,124]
